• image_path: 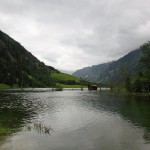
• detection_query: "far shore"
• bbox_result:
[0,87,111,93]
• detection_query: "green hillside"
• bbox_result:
[51,72,80,82]
[51,72,89,87]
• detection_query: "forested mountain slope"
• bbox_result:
[73,49,143,84]
[0,30,58,87]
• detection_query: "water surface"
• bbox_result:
[0,90,150,150]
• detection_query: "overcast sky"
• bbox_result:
[1,0,150,72]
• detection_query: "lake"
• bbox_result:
[0,90,150,150]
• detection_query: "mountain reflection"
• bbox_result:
[86,92,150,126]
[78,91,150,142]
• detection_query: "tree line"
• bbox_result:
[121,42,150,93]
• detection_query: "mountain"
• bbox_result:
[73,49,143,84]
[0,30,59,88]
[73,62,111,82]
[0,30,87,88]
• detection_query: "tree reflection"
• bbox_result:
[143,131,150,143]
[0,93,53,141]
[0,93,37,136]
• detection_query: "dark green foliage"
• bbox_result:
[79,78,90,86]
[125,78,132,92]
[55,79,76,85]
[128,41,150,93]
[126,42,150,93]
[0,30,57,87]
[140,42,150,79]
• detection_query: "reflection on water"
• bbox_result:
[0,90,150,150]
[24,122,52,135]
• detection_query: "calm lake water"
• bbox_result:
[0,90,150,150]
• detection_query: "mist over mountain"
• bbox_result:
[73,49,143,84]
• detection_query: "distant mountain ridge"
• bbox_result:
[73,49,143,84]
[73,62,111,82]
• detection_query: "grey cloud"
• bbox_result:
[1,0,150,71]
